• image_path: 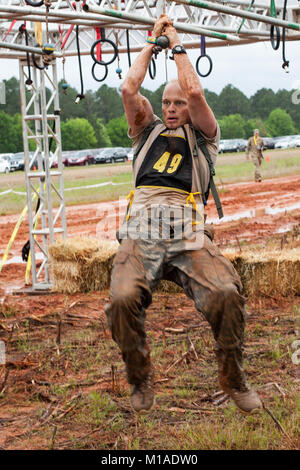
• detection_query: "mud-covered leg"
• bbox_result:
[168,237,263,414]
[104,239,155,412]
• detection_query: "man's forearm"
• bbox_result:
[174,54,204,99]
[122,44,154,95]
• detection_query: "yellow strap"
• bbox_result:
[126,189,135,221]
[186,192,204,225]
[254,136,257,146]
[34,22,43,47]
[136,185,190,195]
[126,187,205,225]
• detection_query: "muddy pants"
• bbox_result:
[105,229,248,392]
[251,154,262,181]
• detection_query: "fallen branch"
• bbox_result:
[168,406,213,414]
[263,403,292,441]
[165,351,189,374]
[0,368,10,394]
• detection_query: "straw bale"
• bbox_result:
[227,248,300,297]
[49,237,300,297]
[49,237,118,293]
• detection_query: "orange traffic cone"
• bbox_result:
[266,155,270,162]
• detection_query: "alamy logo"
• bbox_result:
[291,340,300,365]
[291,81,300,105]
[0,341,5,365]
[0,82,5,105]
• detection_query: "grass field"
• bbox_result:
[1,293,299,450]
[0,148,300,216]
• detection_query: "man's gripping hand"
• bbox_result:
[154,15,181,50]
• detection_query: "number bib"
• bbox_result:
[136,127,192,192]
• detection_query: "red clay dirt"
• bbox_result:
[1,173,300,293]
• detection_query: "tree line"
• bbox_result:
[0,77,300,154]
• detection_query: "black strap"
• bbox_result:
[133,119,162,164]
[194,130,224,219]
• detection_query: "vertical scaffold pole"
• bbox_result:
[19,58,67,291]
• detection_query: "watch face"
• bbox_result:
[173,45,185,53]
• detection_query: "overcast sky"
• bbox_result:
[1,39,300,98]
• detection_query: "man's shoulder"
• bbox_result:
[189,122,220,146]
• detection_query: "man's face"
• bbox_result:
[162,82,190,129]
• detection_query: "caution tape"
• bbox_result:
[0,181,129,198]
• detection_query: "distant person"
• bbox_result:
[246,129,264,182]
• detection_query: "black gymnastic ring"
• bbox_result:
[91,62,108,82]
[90,38,118,66]
[148,58,156,80]
[31,44,46,70]
[25,0,44,6]
[270,25,280,50]
[196,54,213,78]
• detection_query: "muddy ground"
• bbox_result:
[0,172,299,450]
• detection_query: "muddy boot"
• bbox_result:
[130,367,155,413]
[216,348,263,414]
[225,387,263,414]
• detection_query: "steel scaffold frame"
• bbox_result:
[18,58,66,290]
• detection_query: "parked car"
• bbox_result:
[274,137,294,149]
[234,139,248,151]
[219,139,243,153]
[95,147,127,164]
[0,153,13,172]
[111,147,128,163]
[65,149,95,167]
[286,135,300,147]
[0,158,10,174]
[10,152,25,171]
[262,137,275,149]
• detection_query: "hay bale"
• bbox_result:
[49,237,118,293]
[49,237,300,297]
[223,248,300,297]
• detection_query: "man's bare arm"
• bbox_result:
[157,16,217,138]
[121,44,155,136]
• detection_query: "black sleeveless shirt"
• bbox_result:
[135,127,193,193]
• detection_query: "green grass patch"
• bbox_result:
[215,155,300,183]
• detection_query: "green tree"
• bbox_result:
[94,118,112,147]
[217,84,251,119]
[61,118,97,150]
[250,88,276,120]
[0,77,21,116]
[218,114,246,139]
[94,84,124,124]
[0,111,19,153]
[244,118,269,138]
[12,113,25,152]
[141,84,164,119]
[204,89,219,117]
[277,88,300,132]
[106,114,131,147]
[265,108,296,137]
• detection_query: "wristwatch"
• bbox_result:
[170,44,187,60]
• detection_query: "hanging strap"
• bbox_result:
[193,129,224,219]
[133,119,162,163]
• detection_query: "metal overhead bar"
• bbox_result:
[170,0,300,32]
[83,1,240,41]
